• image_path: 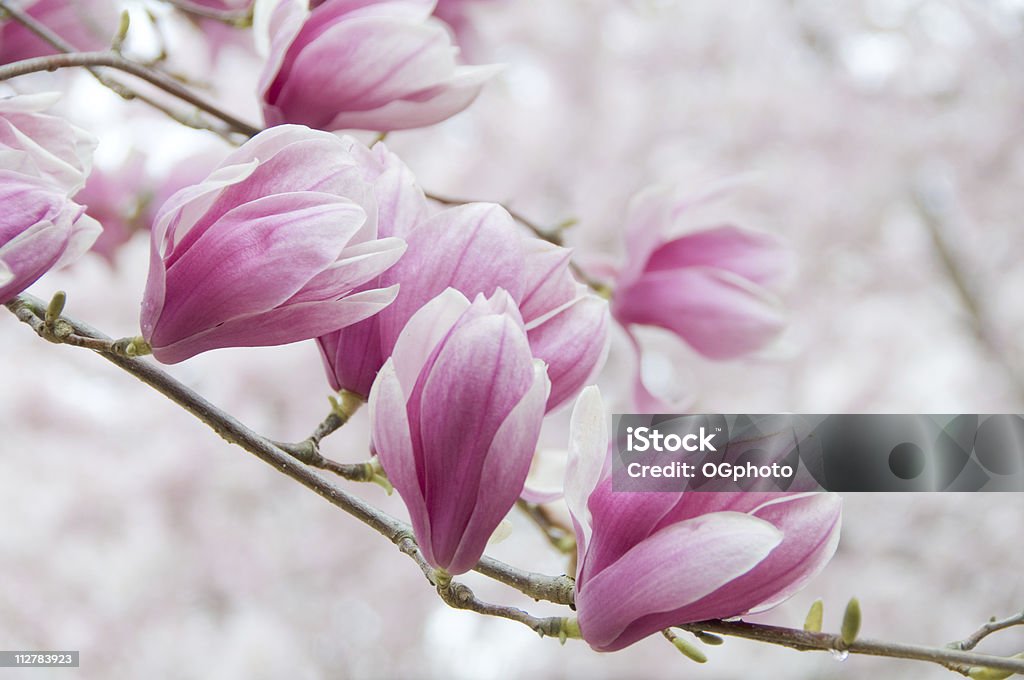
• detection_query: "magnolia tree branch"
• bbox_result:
[678,620,1024,676]
[435,578,570,639]
[911,179,1024,404]
[159,0,253,26]
[7,294,1024,674]
[953,610,1024,651]
[0,49,261,138]
[0,1,260,139]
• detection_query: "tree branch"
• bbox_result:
[159,0,253,26]
[679,620,1024,676]
[0,49,261,138]
[911,179,1024,404]
[953,610,1024,651]
[0,0,261,139]
[435,577,570,639]
[516,499,575,554]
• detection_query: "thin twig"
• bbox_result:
[0,49,260,138]
[436,578,568,638]
[271,440,378,482]
[160,0,253,26]
[473,560,576,606]
[516,500,575,553]
[953,610,1024,651]
[0,1,260,139]
[271,394,385,484]
[680,620,1024,676]
[911,179,1024,403]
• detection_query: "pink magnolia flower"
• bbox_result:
[0,93,100,303]
[316,138,428,397]
[259,0,500,131]
[565,387,841,652]
[612,186,792,359]
[0,0,118,64]
[141,125,407,363]
[319,201,609,410]
[608,185,793,409]
[368,288,549,574]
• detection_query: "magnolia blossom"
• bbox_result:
[0,93,100,303]
[0,0,118,64]
[319,201,609,410]
[140,125,407,363]
[316,138,428,396]
[608,186,793,408]
[259,0,500,131]
[368,288,549,574]
[613,186,792,358]
[565,387,841,652]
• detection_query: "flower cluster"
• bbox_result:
[259,0,500,131]
[0,93,100,304]
[564,388,841,651]
[0,0,839,655]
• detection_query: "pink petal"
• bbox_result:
[326,63,499,131]
[368,359,433,556]
[446,359,549,573]
[377,203,525,350]
[563,386,608,568]
[645,225,793,288]
[152,285,398,363]
[613,267,786,359]
[577,512,782,651]
[415,311,534,568]
[527,292,609,411]
[150,192,364,349]
[284,236,406,305]
[388,288,470,394]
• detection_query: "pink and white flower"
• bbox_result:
[368,288,549,574]
[0,93,100,303]
[320,201,609,411]
[565,387,841,652]
[259,0,500,131]
[140,125,407,363]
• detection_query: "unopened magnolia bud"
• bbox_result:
[694,631,724,646]
[967,653,1024,680]
[671,635,708,663]
[804,599,824,633]
[841,598,862,646]
[45,290,66,325]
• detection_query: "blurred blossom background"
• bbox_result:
[2,0,1024,678]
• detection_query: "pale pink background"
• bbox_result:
[2,1,1024,678]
